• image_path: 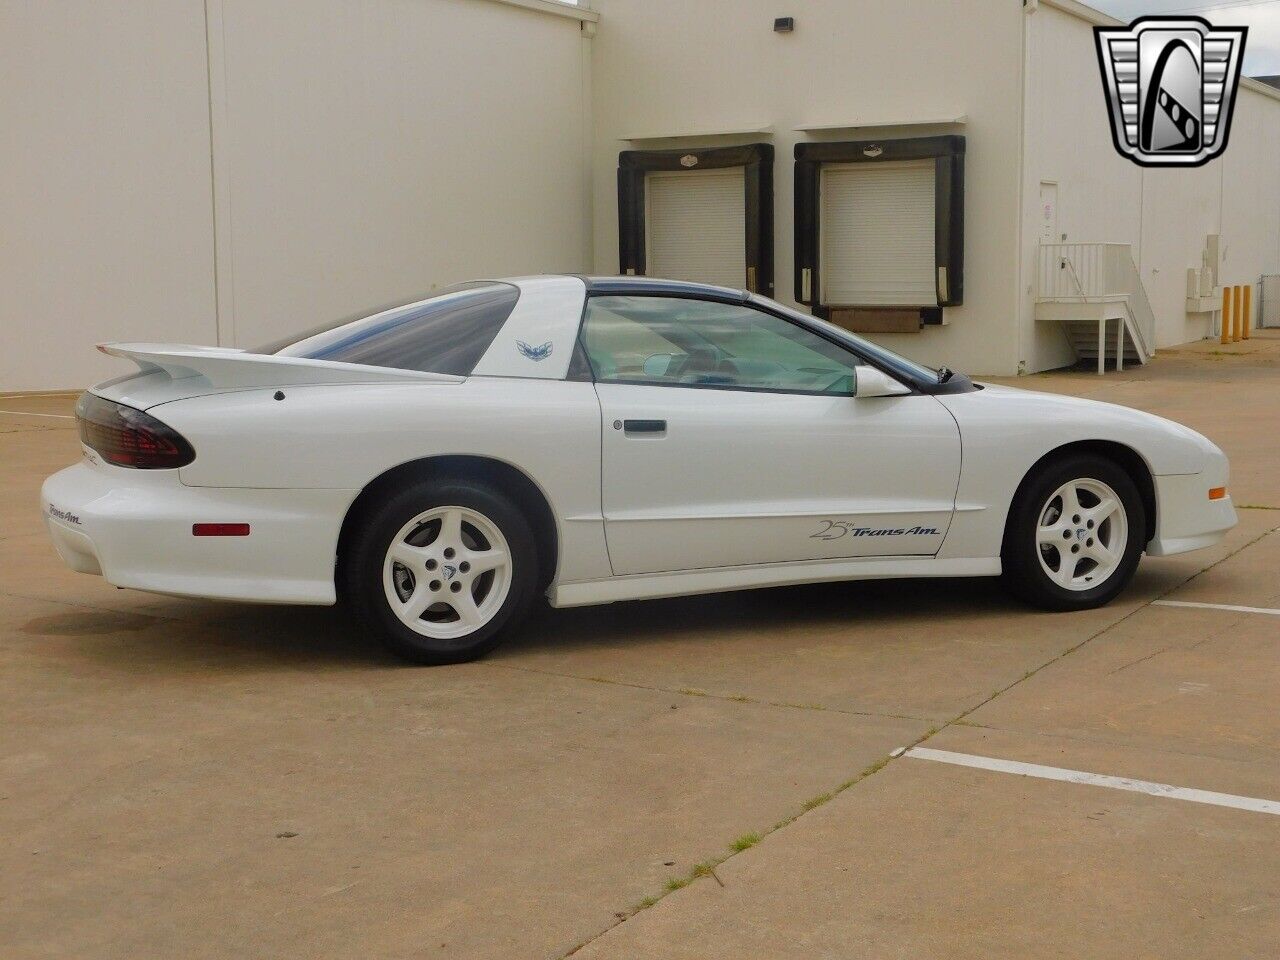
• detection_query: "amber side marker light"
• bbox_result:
[193,523,251,537]
[1208,487,1228,501]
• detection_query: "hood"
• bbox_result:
[941,383,1222,476]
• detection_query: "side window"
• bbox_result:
[581,296,862,395]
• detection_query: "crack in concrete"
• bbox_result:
[483,659,932,724]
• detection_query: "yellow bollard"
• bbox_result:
[1221,285,1232,344]
[1233,285,1244,342]
[1243,284,1252,341]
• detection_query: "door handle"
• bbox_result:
[622,419,666,435]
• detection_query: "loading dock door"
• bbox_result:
[645,169,747,288]
[618,143,773,294]
[820,159,937,306]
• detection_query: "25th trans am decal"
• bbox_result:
[811,521,940,541]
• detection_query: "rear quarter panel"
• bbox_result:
[155,377,609,582]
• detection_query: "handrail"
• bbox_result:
[1111,250,1155,355]
[1036,242,1154,356]
[1063,257,1088,299]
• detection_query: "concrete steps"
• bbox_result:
[1063,319,1143,365]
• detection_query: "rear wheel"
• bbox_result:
[1001,454,1145,611]
[343,479,538,663]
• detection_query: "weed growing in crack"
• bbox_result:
[730,832,762,852]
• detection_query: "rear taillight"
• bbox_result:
[76,393,195,469]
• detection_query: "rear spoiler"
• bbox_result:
[97,342,464,390]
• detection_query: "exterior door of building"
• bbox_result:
[1039,181,1059,244]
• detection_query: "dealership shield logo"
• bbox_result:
[1095,17,1246,167]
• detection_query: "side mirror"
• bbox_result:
[642,353,677,378]
[855,367,912,398]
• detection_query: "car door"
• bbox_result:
[581,294,962,577]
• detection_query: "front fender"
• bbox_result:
[935,385,1226,560]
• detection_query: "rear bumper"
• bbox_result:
[41,460,355,604]
[1146,472,1237,557]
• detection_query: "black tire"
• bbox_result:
[1001,453,1145,611]
[342,477,539,664]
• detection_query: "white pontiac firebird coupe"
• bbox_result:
[43,276,1236,663]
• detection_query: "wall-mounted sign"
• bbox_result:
[679,154,699,167]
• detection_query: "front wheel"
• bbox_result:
[1001,454,1145,611]
[343,479,539,664]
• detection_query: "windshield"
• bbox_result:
[252,282,520,376]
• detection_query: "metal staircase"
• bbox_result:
[1035,243,1155,373]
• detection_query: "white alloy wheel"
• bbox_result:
[1035,477,1129,592]
[382,505,513,640]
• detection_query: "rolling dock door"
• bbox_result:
[618,144,773,294]
[795,136,965,332]
[645,168,746,289]
[820,159,937,307]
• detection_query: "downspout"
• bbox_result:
[1015,0,1036,375]
[203,0,235,348]
[580,14,596,275]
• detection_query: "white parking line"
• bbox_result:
[905,747,1280,816]
[1153,599,1280,617]
[0,410,75,420]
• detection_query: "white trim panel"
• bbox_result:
[549,556,1000,607]
[486,0,599,24]
[472,276,587,380]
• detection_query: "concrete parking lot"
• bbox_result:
[3,333,1279,959]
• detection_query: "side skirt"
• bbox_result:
[548,556,1002,608]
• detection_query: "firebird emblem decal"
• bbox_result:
[516,340,554,362]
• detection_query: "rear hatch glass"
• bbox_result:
[253,281,520,376]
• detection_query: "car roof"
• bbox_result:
[573,275,749,302]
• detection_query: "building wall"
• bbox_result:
[0,0,219,393]
[7,0,1276,391]
[1219,86,1280,300]
[1,0,593,391]
[588,0,1029,376]
[1021,1,1141,371]
[1022,0,1280,369]
[214,0,593,350]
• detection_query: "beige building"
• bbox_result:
[3,0,1279,389]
